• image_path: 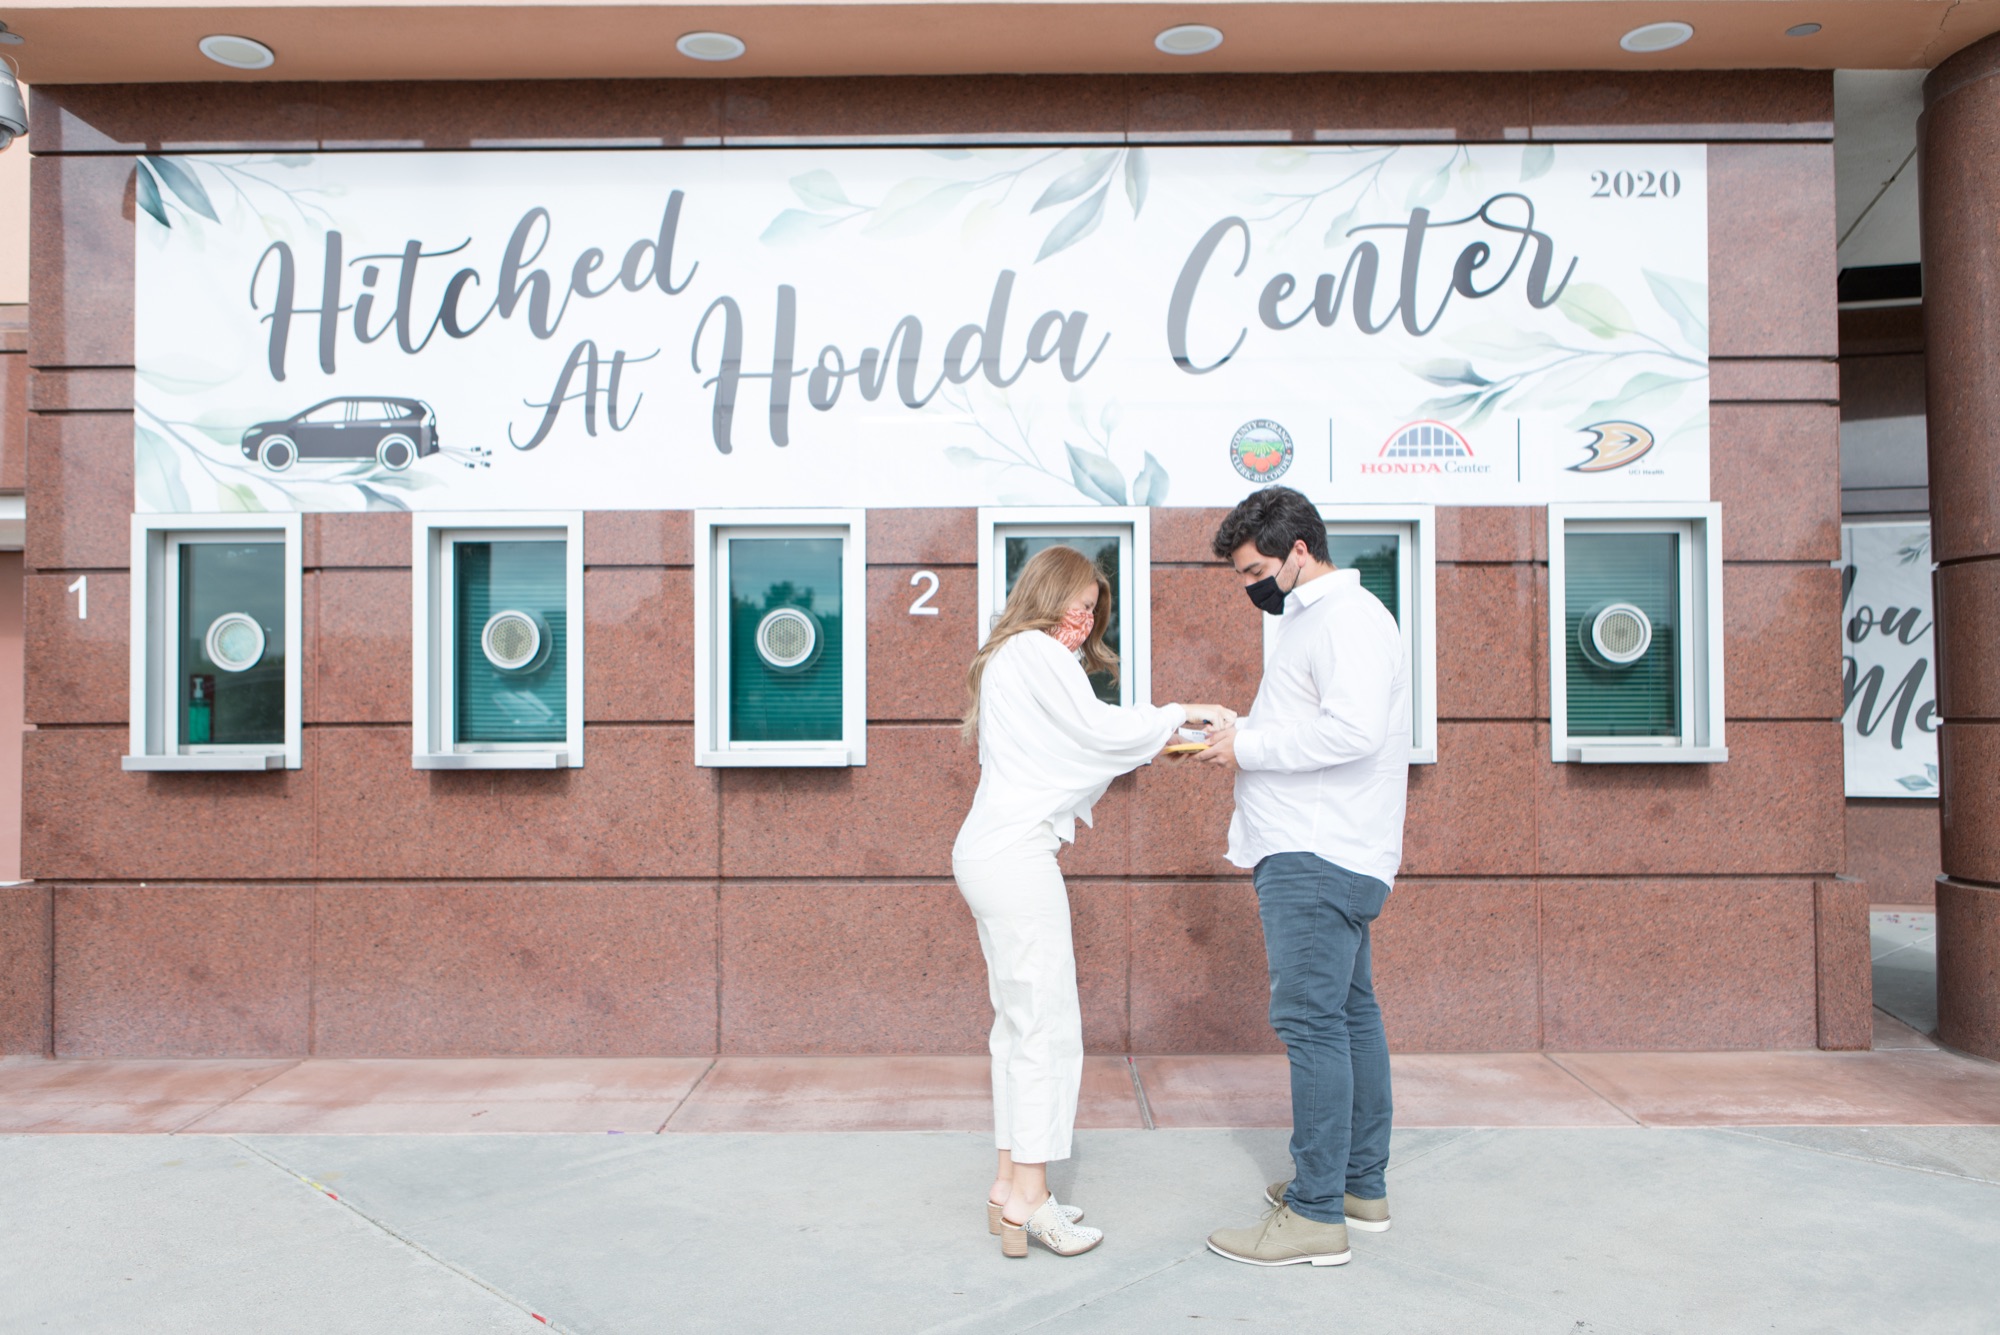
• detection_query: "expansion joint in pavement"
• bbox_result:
[1713,1127,2000,1189]
[229,1135,570,1332]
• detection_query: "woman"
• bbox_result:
[955,544,1231,1259]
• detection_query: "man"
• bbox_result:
[1197,485,1411,1268]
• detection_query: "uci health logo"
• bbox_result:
[1231,420,1294,482]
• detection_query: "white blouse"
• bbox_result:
[952,630,1187,863]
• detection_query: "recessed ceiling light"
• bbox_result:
[1785,22,1823,36]
[1619,21,1694,53]
[198,34,275,69]
[677,31,746,61]
[1155,24,1224,56]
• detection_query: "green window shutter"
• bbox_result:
[1326,532,1401,625]
[1002,535,1122,704]
[728,537,843,742]
[454,540,568,745]
[1564,531,1679,739]
[178,542,286,747]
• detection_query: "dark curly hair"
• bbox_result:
[1210,486,1330,564]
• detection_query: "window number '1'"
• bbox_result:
[908,570,940,616]
[67,576,87,620]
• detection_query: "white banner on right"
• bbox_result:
[1841,522,1939,798]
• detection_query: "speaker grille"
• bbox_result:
[1587,602,1653,667]
[756,607,819,671]
[204,612,266,673]
[481,609,548,673]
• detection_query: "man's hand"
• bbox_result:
[1197,722,1240,770]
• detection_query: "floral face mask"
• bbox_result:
[1051,606,1095,652]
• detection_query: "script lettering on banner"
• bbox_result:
[1841,522,1939,798]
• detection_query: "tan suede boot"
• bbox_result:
[1265,1179,1392,1232]
[1208,1203,1351,1267]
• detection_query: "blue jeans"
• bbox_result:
[1253,852,1393,1225]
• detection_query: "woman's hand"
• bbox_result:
[1180,703,1238,728]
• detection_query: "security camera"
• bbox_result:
[0,26,26,153]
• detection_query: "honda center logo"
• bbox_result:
[1361,421,1492,475]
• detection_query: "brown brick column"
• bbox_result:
[1921,33,2000,1060]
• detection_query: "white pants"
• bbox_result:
[953,823,1083,1164]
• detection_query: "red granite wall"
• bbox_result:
[2,71,1855,1058]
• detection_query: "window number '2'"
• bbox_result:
[67,575,87,620]
[908,570,940,616]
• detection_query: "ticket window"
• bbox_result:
[695,510,867,768]
[1548,503,1726,764]
[977,508,1151,710]
[126,515,302,771]
[413,513,584,769]
[1259,506,1437,764]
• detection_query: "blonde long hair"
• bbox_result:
[962,545,1119,741]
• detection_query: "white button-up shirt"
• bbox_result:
[1228,567,1411,886]
[954,630,1187,863]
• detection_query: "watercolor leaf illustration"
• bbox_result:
[134,164,170,228]
[1065,441,1128,505]
[1124,149,1150,216]
[1412,358,1492,388]
[1566,370,1698,430]
[1643,270,1708,354]
[760,147,1149,264]
[146,156,219,222]
[1520,144,1555,182]
[863,178,982,238]
[1556,283,1634,340]
[790,170,853,210]
[1404,157,1454,211]
[1131,452,1170,507]
[1038,184,1110,262]
[135,426,192,511]
[759,208,842,246]
[1446,323,1566,363]
[1033,150,1119,213]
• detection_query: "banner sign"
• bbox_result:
[134,144,1709,513]
[1841,522,1939,798]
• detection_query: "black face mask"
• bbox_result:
[1243,553,1299,616]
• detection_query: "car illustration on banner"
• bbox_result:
[241,397,440,472]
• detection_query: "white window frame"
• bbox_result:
[412,511,585,770]
[976,507,1152,710]
[1548,502,1727,764]
[694,509,868,768]
[1260,504,1438,764]
[125,512,303,772]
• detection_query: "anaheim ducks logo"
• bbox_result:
[1568,421,1655,473]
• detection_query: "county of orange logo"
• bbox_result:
[1231,420,1294,482]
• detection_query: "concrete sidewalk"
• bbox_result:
[6,1044,2000,1135]
[6,910,1995,1331]
[6,1124,2000,1334]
